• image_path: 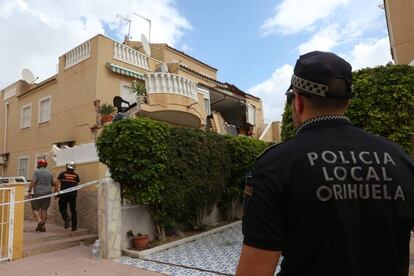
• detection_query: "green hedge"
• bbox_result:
[97,117,267,235]
[162,129,231,228]
[281,103,295,142]
[95,117,169,189]
[220,136,267,217]
[281,65,414,154]
[95,118,170,233]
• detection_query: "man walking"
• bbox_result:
[236,51,414,276]
[57,161,80,231]
[28,159,55,232]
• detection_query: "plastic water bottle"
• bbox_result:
[92,239,100,260]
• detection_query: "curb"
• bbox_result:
[123,220,241,258]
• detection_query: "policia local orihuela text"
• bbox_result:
[307,150,404,202]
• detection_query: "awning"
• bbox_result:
[106,63,144,80]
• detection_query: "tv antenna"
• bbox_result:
[133,12,151,43]
[21,68,38,84]
[116,14,132,40]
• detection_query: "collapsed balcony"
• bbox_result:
[208,89,255,136]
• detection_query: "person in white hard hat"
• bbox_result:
[56,161,80,231]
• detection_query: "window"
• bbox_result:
[35,153,48,169]
[20,104,32,129]
[246,104,256,126]
[121,84,136,106]
[197,87,211,115]
[38,96,51,123]
[18,156,29,179]
[204,98,211,116]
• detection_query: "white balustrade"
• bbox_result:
[145,73,199,102]
[64,40,91,69]
[113,42,149,70]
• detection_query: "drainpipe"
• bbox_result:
[2,102,9,176]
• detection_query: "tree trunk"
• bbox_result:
[156,223,166,241]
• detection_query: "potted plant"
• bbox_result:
[99,103,116,124]
[127,230,150,250]
[132,81,147,104]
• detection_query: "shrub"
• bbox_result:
[98,103,116,115]
[96,117,271,238]
[162,129,231,229]
[95,117,169,194]
[346,65,414,153]
[132,80,147,96]
[220,136,267,218]
[281,103,295,141]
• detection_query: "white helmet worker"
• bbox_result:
[66,161,76,170]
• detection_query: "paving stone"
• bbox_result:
[116,224,282,275]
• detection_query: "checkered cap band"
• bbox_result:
[291,74,329,97]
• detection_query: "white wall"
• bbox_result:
[54,143,99,166]
[121,205,157,249]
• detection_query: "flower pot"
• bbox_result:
[133,235,150,250]
[101,115,113,124]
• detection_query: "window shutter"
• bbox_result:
[246,104,256,125]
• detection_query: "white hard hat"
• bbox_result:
[66,161,76,170]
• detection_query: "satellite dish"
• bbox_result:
[160,63,169,73]
[409,59,414,66]
[21,68,35,83]
[141,34,151,56]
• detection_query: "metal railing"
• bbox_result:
[0,187,14,261]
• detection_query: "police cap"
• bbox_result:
[286,51,353,99]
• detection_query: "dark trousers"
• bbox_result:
[58,192,77,229]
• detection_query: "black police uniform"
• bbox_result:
[242,115,414,276]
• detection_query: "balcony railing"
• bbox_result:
[113,42,149,70]
[145,73,199,102]
[64,40,91,69]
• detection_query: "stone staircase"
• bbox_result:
[24,220,97,257]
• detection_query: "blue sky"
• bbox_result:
[174,0,297,87]
[0,0,392,122]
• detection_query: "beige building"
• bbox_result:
[384,0,414,64]
[0,34,277,231]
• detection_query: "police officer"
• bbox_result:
[236,51,414,276]
[57,161,80,231]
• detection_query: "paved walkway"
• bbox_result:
[0,245,163,276]
[23,220,92,243]
[116,223,281,275]
[117,223,414,276]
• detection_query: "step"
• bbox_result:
[24,234,97,257]
[24,228,90,245]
